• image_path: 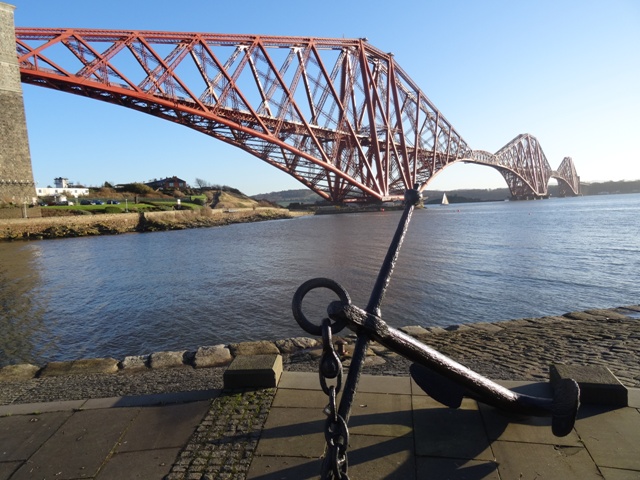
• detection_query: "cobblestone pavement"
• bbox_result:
[286,306,640,389]
[165,388,276,480]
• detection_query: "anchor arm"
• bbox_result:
[328,301,580,437]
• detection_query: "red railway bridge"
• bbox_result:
[15,28,580,202]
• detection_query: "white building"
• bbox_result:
[36,177,89,198]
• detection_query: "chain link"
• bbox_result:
[319,318,350,480]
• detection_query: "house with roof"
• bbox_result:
[145,176,188,191]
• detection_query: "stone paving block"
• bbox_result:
[491,440,601,479]
[224,354,282,388]
[247,455,321,479]
[413,396,493,460]
[348,392,413,437]
[9,407,138,480]
[416,457,500,480]
[95,447,180,479]
[575,405,640,471]
[117,401,210,452]
[255,406,325,458]
[0,411,72,461]
[551,363,628,406]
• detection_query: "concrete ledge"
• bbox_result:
[550,364,628,407]
[223,354,283,389]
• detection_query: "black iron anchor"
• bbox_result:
[292,187,580,479]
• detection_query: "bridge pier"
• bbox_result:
[0,2,38,217]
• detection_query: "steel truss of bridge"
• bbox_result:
[15,28,580,202]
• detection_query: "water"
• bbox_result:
[1,194,639,366]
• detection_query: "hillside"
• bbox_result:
[251,189,322,206]
[212,190,260,209]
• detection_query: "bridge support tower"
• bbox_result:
[0,2,38,217]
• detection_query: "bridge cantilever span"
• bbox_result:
[469,134,580,199]
[13,28,579,202]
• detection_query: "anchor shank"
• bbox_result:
[330,303,556,416]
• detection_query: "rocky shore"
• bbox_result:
[1,305,638,406]
[0,208,305,241]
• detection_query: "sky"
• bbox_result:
[8,0,640,196]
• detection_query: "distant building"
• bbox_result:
[145,176,188,191]
[36,177,89,197]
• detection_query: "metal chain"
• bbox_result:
[319,318,350,480]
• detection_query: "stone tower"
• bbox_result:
[0,2,37,208]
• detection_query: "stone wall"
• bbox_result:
[0,3,37,208]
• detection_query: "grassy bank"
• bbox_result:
[0,208,307,241]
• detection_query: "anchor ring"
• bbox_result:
[292,278,351,336]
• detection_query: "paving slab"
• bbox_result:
[277,370,321,390]
[413,396,493,461]
[95,447,180,479]
[116,401,210,452]
[599,467,640,480]
[345,434,414,479]
[356,374,411,394]
[491,441,602,480]
[575,404,640,471]
[416,457,500,480]
[247,455,321,479]
[0,462,21,480]
[479,403,581,446]
[255,406,326,458]
[9,407,138,480]
[0,411,72,462]
[0,399,85,416]
[348,392,412,437]
[271,386,331,409]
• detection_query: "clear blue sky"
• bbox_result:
[9,0,640,195]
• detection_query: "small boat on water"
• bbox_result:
[441,193,449,205]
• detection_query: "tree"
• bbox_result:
[195,178,212,189]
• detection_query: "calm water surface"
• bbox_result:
[1,194,639,366]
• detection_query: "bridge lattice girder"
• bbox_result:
[470,134,580,199]
[552,156,580,197]
[14,28,578,202]
[15,28,471,202]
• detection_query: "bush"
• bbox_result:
[105,206,122,214]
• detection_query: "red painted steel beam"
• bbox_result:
[14,28,576,202]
